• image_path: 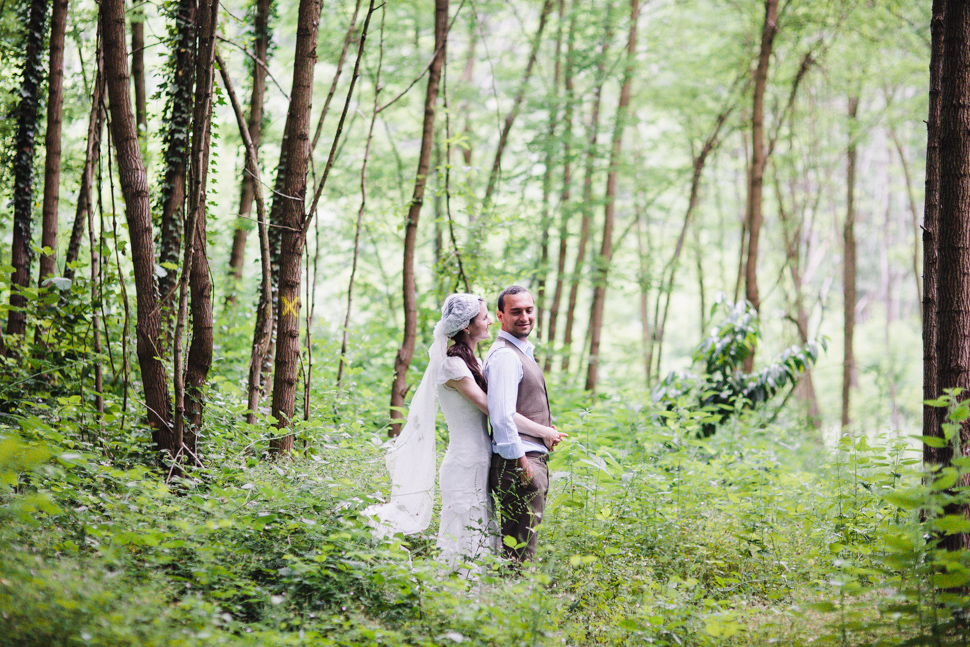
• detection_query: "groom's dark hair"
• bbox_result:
[497,285,528,312]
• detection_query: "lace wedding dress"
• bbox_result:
[435,356,498,565]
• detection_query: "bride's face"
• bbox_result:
[465,302,493,345]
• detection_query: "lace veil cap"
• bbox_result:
[364,293,484,537]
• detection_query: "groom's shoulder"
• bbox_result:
[485,338,518,364]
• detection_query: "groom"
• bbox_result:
[485,285,557,564]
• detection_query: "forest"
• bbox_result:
[3,0,970,645]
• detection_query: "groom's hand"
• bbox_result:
[517,455,533,484]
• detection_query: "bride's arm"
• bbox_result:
[448,378,566,449]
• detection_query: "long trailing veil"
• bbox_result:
[364,320,449,537]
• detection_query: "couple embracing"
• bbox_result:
[368,286,565,569]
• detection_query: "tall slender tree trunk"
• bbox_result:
[934,0,970,550]
[841,96,859,432]
[226,0,273,290]
[131,3,147,141]
[741,0,779,373]
[561,3,612,375]
[4,0,48,356]
[37,0,69,302]
[585,0,639,392]
[101,0,174,453]
[536,0,566,339]
[389,0,449,437]
[775,177,821,427]
[652,99,736,384]
[216,50,273,427]
[157,0,197,349]
[543,0,577,374]
[268,0,325,454]
[65,50,105,282]
[923,0,945,467]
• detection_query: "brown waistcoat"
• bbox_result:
[487,338,552,445]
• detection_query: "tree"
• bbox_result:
[4,0,48,356]
[740,0,779,373]
[36,0,70,326]
[841,95,859,431]
[389,0,449,437]
[267,0,326,454]
[226,0,274,291]
[585,0,639,392]
[156,0,197,349]
[923,0,945,467]
[932,0,970,550]
[101,0,174,454]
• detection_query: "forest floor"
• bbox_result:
[0,392,966,646]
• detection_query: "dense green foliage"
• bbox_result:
[2,325,968,645]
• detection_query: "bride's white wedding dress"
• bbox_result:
[435,356,498,565]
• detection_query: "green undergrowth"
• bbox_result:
[2,388,970,646]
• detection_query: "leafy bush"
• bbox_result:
[654,296,825,436]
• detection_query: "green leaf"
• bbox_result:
[917,435,948,448]
[932,514,970,534]
[933,571,970,589]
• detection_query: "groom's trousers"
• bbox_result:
[489,452,549,563]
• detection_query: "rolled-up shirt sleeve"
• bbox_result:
[485,348,525,460]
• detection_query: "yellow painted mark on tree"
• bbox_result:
[281,295,299,317]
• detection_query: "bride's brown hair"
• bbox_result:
[447,300,488,392]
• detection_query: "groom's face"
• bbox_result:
[498,291,535,339]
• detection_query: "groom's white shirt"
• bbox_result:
[485,330,548,459]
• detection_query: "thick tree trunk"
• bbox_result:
[935,0,970,550]
[389,0,449,437]
[841,96,859,431]
[268,0,325,454]
[543,0,576,374]
[174,0,218,455]
[924,0,945,467]
[741,0,779,373]
[64,58,105,282]
[226,0,273,287]
[131,4,147,141]
[157,0,197,349]
[101,0,174,453]
[585,0,638,392]
[4,0,48,356]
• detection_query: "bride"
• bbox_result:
[366,293,559,568]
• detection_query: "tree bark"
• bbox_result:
[4,0,48,356]
[37,0,69,309]
[268,0,325,454]
[226,0,273,288]
[64,50,105,282]
[389,0,449,437]
[174,0,218,455]
[101,0,174,453]
[585,0,639,392]
[131,3,147,141]
[935,0,970,550]
[157,0,197,350]
[841,96,859,431]
[741,0,779,373]
[924,0,945,467]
